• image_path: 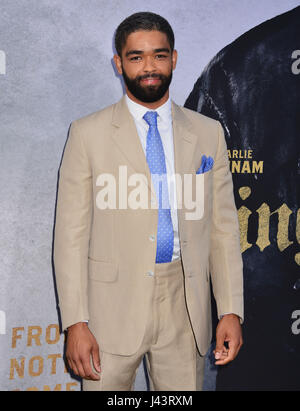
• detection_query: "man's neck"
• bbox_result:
[125,90,170,110]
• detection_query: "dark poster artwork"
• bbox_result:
[185,6,300,390]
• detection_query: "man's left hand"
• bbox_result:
[214,314,243,365]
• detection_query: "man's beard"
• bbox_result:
[122,64,173,103]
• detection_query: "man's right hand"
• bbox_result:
[66,322,101,381]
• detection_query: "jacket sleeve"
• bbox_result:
[53,121,92,331]
[209,121,244,323]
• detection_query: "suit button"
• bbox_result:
[149,235,156,242]
[147,271,154,277]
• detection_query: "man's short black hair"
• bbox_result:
[115,12,175,57]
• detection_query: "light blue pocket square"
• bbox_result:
[196,155,214,174]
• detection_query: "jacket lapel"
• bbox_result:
[111,96,156,198]
[171,101,198,179]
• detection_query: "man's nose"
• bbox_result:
[142,56,156,72]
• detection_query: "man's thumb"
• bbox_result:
[215,338,225,360]
[92,345,101,373]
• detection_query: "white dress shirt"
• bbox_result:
[125,94,181,261]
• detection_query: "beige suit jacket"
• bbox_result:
[53,95,244,356]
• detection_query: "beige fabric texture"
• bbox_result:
[53,96,244,359]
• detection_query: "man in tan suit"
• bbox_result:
[53,12,243,391]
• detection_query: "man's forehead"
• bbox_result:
[124,30,170,50]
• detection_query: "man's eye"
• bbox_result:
[156,54,167,59]
[130,56,141,61]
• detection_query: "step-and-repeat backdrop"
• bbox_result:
[1,0,299,391]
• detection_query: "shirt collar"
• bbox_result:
[125,94,172,124]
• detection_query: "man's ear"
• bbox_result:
[113,54,123,75]
[172,49,178,71]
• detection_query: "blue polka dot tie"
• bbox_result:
[143,111,174,263]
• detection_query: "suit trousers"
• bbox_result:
[83,258,205,391]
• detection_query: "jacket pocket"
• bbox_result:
[88,258,118,283]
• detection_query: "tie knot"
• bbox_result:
[143,111,158,127]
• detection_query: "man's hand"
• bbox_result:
[214,314,243,365]
[66,322,101,380]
